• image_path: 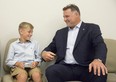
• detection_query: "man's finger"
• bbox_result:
[97,66,101,76]
[89,64,92,72]
[93,65,97,75]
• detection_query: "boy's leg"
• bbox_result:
[11,67,28,82]
[29,67,42,82]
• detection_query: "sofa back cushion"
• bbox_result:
[3,38,17,73]
[104,39,116,73]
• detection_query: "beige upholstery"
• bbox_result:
[104,39,116,82]
[2,38,18,82]
[0,77,1,82]
[2,38,116,82]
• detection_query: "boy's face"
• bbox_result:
[19,27,33,41]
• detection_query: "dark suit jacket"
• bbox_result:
[44,22,107,66]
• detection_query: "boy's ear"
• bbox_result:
[19,29,23,34]
[20,32,23,34]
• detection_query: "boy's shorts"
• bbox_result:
[11,67,41,78]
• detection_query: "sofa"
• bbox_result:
[2,38,116,82]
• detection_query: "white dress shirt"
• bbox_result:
[64,21,82,64]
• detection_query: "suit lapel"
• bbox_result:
[62,24,87,52]
[63,27,68,49]
[74,22,87,49]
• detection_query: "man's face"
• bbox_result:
[63,9,80,28]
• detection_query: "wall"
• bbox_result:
[0,0,116,76]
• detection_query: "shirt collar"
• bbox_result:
[16,39,32,43]
[68,21,82,30]
[76,21,82,29]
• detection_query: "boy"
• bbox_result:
[6,22,42,82]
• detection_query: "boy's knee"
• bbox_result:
[32,72,41,78]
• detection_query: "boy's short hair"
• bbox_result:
[19,22,34,30]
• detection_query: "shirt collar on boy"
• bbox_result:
[16,39,32,43]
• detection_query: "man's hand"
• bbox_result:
[89,59,108,76]
[15,62,25,69]
[41,51,56,62]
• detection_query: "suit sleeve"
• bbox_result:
[91,25,107,64]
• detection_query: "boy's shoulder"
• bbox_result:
[10,39,39,46]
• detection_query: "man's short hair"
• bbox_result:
[63,4,80,15]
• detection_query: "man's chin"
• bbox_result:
[67,24,74,28]
[68,25,75,29]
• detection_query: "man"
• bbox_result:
[42,4,107,82]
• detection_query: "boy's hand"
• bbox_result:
[15,62,25,69]
[31,62,39,68]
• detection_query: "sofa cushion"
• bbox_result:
[104,39,116,73]
[2,74,14,82]
[3,38,17,73]
[107,73,116,82]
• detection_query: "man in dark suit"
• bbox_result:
[42,4,107,82]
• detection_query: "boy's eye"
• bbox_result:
[28,31,33,33]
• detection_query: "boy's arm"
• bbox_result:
[5,43,17,67]
[34,41,41,64]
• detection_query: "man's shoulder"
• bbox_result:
[83,22,99,27]
[57,27,68,32]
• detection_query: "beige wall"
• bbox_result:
[0,0,116,76]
